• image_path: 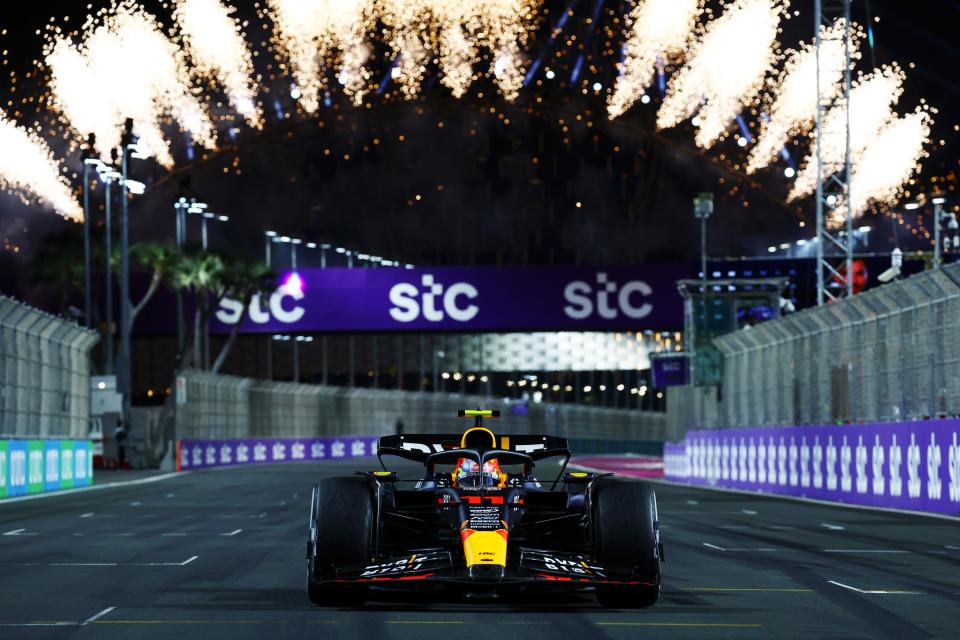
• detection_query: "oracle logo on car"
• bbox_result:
[563,272,654,320]
[389,275,479,323]
[216,288,306,325]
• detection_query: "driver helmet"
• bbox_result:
[454,458,504,488]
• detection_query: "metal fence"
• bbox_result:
[713,263,960,427]
[0,296,99,438]
[175,370,667,453]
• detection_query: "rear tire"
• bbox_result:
[306,477,374,607]
[592,479,661,609]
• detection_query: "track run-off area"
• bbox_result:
[0,459,957,639]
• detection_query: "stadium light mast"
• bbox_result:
[814,0,854,304]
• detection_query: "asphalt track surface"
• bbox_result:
[1,459,958,639]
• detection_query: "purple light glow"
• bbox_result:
[283,271,304,295]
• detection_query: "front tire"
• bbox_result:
[592,479,661,608]
[306,477,374,607]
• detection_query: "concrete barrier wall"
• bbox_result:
[0,297,99,438]
[175,370,666,454]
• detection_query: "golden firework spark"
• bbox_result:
[0,116,82,221]
[173,0,263,128]
[657,0,786,149]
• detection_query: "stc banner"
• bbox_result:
[663,420,960,516]
[208,265,687,334]
[1,439,92,500]
[178,436,379,470]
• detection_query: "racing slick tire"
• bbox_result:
[306,477,374,607]
[592,479,661,609]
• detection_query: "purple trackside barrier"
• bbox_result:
[177,436,379,471]
[663,420,960,516]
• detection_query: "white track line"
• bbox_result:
[79,512,94,518]
[821,523,845,530]
[221,529,242,536]
[829,580,923,595]
[0,472,189,506]
[82,607,116,625]
[703,542,727,551]
[2,529,26,536]
[824,549,909,554]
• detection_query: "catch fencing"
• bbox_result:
[713,264,960,428]
[0,296,99,439]
[175,370,666,455]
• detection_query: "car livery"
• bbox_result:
[305,410,663,607]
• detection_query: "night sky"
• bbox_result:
[0,0,955,299]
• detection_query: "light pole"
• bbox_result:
[174,197,189,353]
[200,211,229,370]
[100,161,121,375]
[319,243,330,386]
[264,231,277,380]
[118,119,135,431]
[693,193,714,290]
[933,197,947,268]
[80,135,100,330]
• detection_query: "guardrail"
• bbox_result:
[1,438,93,499]
[663,419,960,516]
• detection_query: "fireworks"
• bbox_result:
[608,0,704,119]
[173,0,263,128]
[0,117,82,222]
[379,1,537,101]
[788,64,905,201]
[846,108,931,218]
[657,0,785,149]
[747,19,860,174]
[46,1,217,167]
[266,0,373,111]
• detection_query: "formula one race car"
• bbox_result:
[305,410,663,608]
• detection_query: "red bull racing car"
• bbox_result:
[306,410,663,608]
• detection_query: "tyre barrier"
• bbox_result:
[177,436,379,471]
[0,438,93,499]
[663,419,960,516]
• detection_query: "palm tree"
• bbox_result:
[210,260,275,373]
[169,251,225,370]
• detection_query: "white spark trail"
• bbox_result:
[747,19,860,173]
[788,64,904,201]
[0,117,82,221]
[847,108,931,218]
[173,0,263,128]
[657,0,785,149]
[608,0,703,119]
[46,1,217,167]
[267,0,373,111]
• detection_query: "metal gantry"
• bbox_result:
[814,0,854,305]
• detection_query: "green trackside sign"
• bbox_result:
[2,439,92,499]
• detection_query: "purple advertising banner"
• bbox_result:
[663,420,960,516]
[651,354,690,387]
[178,436,378,471]
[207,265,687,334]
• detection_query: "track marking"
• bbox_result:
[828,581,923,595]
[597,622,762,628]
[742,509,758,515]
[387,621,466,625]
[685,500,699,505]
[96,620,336,625]
[823,549,909,554]
[703,542,727,551]
[946,545,960,551]
[161,533,187,536]
[83,607,116,626]
[1,556,197,567]
[691,588,813,592]
[0,622,78,627]
[80,512,94,518]
[821,523,845,530]
[130,501,142,507]
[0,472,189,506]
[2,529,26,536]
[221,529,242,536]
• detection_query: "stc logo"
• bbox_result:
[216,288,305,325]
[563,272,653,320]
[389,275,479,323]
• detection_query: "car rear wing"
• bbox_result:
[377,433,571,464]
